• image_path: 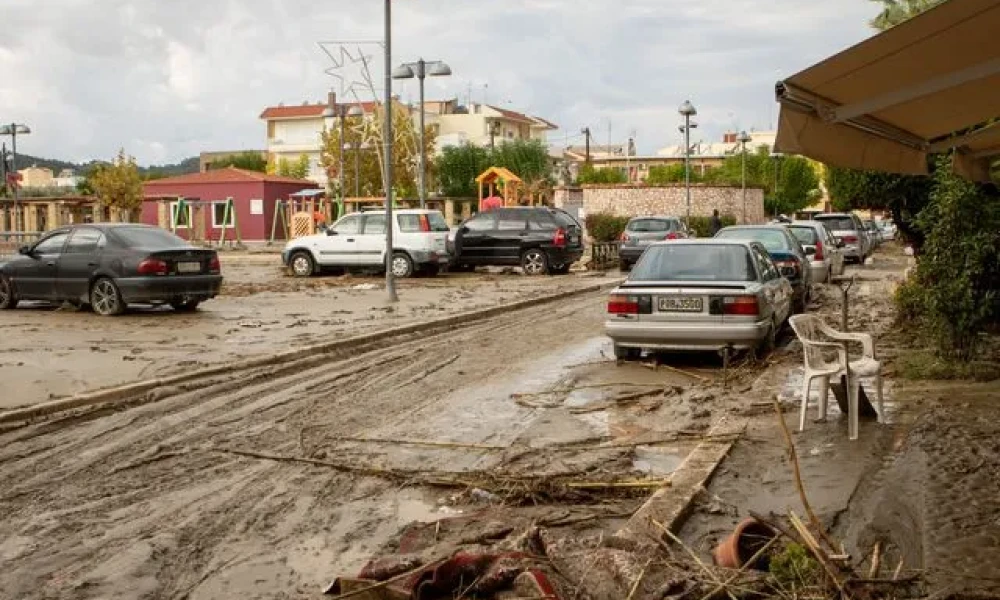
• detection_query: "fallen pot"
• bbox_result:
[712,518,777,570]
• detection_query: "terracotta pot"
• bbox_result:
[712,518,777,570]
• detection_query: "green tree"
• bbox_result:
[868,0,945,30]
[88,149,144,211]
[432,138,551,198]
[276,153,310,179]
[209,151,267,172]
[436,143,490,197]
[320,102,436,198]
[646,164,697,185]
[577,164,627,184]
[489,139,552,186]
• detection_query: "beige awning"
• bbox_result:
[774,0,1000,181]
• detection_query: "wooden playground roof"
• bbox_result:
[475,167,522,184]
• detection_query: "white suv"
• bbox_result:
[282,209,451,278]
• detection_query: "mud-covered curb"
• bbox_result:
[0,280,620,427]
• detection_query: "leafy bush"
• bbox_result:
[577,164,627,184]
[585,213,629,242]
[687,214,737,238]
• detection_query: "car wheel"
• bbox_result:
[391,252,414,278]
[551,264,571,275]
[0,276,18,310]
[520,249,549,276]
[170,298,201,312]
[613,344,641,361]
[793,292,807,314]
[758,318,777,357]
[90,277,125,316]
[290,251,315,278]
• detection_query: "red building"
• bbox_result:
[141,168,318,242]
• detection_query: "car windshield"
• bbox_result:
[630,244,755,282]
[714,228,790,253]
[627,219,671,232]
[112,227,188,249]
[788,226,818,245]
[816,216,856,231]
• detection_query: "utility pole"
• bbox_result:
[581,127,591,163]
[489,121,500,151]
[382,0,398,303]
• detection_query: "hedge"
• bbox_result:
[584,212,737,242]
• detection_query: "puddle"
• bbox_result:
[632,445,687,476]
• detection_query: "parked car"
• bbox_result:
[814,212,871,263]
[0,224,222,316]
[788,220,845,284]
[605,239,793,359]
[864,220,883,248]
[713,225,813,313]
[448,207,584,275]
[877,220,897,241]
[618,216,690,270]
[282,209,450,278]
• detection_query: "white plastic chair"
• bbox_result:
[788,314,884,440]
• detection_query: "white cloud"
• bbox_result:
[2,0,878,164]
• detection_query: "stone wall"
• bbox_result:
[554,184,766,224]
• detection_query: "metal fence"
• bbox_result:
[590,241,620,270]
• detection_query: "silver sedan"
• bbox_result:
[605,239,793,359]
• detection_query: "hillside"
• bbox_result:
[11,154,200,178]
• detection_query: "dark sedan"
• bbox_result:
[0,224,223,316]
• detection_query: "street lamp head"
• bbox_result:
[14,124,30,134]
[321,107,336,118]
[427,62,452,77]
[678,100,697,117]
[0,126,10,135]
[391,65,415,80]
[738,130,752,144]
[347,105,364,117]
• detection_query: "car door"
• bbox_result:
[455,212,496,264]
[15,230,71,300]
[315,214,363,266]
[752,244,790,322]
[354,214,387,266]
[492,209,529,264]
[56,227,106,303]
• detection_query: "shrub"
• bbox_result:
[585,213,629,242]
[577,164,627,184]
[687,214,737,238]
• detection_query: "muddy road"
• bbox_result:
[0,289,741,600]
[0,260,618,410]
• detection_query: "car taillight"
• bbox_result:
[137,258,168,276]
[722,295,759,316]
[553,227,567,247]
[665,232,678,240]
[814,240,824,261]
[209,256,221,274]
[607,294,652,315]
[843,235,858,244]
[419,215,431,232]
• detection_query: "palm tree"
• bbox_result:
[869,0,946,31]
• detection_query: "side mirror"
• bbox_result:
[326,229,338,236]
[459,226,470,234]
[804,247,816,256]
[18,245,31,256]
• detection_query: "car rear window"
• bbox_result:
[714,228,791,253]
[626,218,673,232]
[816,216,856,231]
[630,244,755,282]
[788,226,818,245]
[112,227,188,249]
[550,210,580,230]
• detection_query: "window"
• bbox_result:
[528,213,554,231]
[627,218,670,233]
[212,202,235,228]
[64,228,105,254]
[630,244,755,282]
[33,232,70,255]
[815,216,856,231]
[788,226,817,245]
[332,214,362,234]
[250,199,264,216]
[497,210,527,231]
[752,246,778,281]
[112,227,188,249]
[362,214,386,234]
[170,201,192,229]
[464,213,496,232]
[714,228,791,253]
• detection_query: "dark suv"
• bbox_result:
[448,207,584,275]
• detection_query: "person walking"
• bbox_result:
[709,209,723,235]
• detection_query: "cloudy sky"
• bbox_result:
[1,0,879,165]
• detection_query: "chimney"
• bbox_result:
[328,91,337,109]
[723,131,737,144]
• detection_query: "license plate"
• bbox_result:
[658,296,703,312]
[570,235,580,244]
[177,261,201,273]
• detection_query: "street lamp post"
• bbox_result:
[0,123,31,231]
[392,58,452,209]
[770,152,784,218]
[678,101,697,225]
[323,104,363,217]
[383,0,398,303]
[737,130,752,224]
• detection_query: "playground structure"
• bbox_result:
[270,189,333,244]
[150,195,243,247]
[476,167,522,211]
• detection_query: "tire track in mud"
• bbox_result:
[0,291,615,599]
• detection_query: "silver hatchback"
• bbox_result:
[605,239,793,358]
